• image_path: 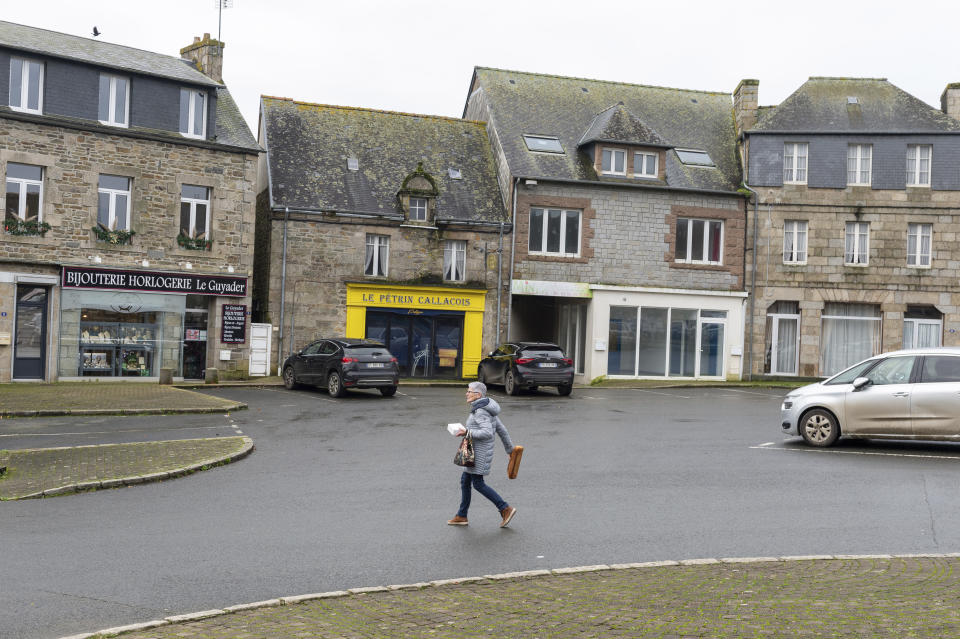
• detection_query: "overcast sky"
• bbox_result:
[5,1,960,134]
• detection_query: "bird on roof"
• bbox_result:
[92,26,101,37]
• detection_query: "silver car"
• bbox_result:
[781,347,960,447]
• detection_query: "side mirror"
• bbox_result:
[852,376,871,390]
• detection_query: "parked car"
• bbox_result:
[477,342,574,396]
[282,338,399,397]
[781,347,960,447]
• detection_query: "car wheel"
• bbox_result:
[283,366,300,390]
[328,371,346,398]
[505,370,521,396]
[557,384,572,396]
[380,385,397,397]
[800,408,839,447]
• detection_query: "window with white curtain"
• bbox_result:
[97,174,131,231]
[9,57,43,114]
[5,163,43,222]
[820,303,881,377]
[783,220,808,264]
[906,145,932,186]
[443,240,465,282]
[179,88,206,138]
[364,234,389,277]
[903,306,942,349]
[765,301,800,376]
[847,144,871,185]
[844,222,869,265]
[783,142,808,184]
[907,222,932,267]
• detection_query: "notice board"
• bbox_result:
[221,304,247,343]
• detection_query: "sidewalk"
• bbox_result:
[67,555,960,638]
[0,383,245,417]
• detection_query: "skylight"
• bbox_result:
[347,157,359,171]
[523,135,564,154]
[675,149,715,167]
[847,96,859,104]
[448,168,462,179]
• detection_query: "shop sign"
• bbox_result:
[359,291,474,308]
[221,304,247,343]
[511,279,592,298]
[62,266,246,297]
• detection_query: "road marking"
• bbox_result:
[750,445,960,460]
[721,389,782,397]
[757,442,775,447]
[0,425,223,438]
[631,389,692,399]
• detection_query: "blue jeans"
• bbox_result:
[457,472,508,517]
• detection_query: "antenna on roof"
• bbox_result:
[215,0,234,42]
[91,26,101,37]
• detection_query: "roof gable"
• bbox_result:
[578,103,670,148]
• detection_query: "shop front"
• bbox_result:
[345,283,487,379]
[58,266,247,380]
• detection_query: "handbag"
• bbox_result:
[454,433,475,467]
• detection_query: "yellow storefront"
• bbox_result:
[345,283,487,379]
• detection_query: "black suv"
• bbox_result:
[477,342,574,396]
[282,338,399,397]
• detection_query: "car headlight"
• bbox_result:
[782,401,793,409]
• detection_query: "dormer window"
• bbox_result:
[409,197,428,221]
[98,74,129,127]
[179,88,206,138]
[398,162,439,225]
[601,148,626,175]
[633,151,658,178]
[9,57,43,114]
[523,135,564,153]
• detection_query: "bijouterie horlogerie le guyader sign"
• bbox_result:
[62,266,247,297]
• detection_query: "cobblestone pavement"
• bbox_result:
[76,556,960,638]
[0,436,252,499]
[0,383,244,416]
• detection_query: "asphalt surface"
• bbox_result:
[6,385,960,638]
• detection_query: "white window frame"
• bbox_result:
[9,57,43,114]
[180,185,211,239]
[443,240,466,282]
[364,234,389,277]
[906,144,932,187]
[847,144,872,186]
[783,142,808,184]
[844,221,870,266]
[180,88,207,139]
[675,217,724,265]
[5,164,44,222]
[601,148,627,175]
[97,176,132,232]
[409,197,428,221]
[903,318,942,349]
[633,151,658,178]
[907,222,932,268]
[768,312,801,376]
[98,74,130,127]
[783,220,808,264]
[528,207,582,257]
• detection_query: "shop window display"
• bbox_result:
[79,310,157,376]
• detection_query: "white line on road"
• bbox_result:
[0,425,223,438]
[722,389,783,397]
[631,389,692,399]
[757,442,775,447]
[750,445,960,460]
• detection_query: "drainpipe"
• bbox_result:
[741,183,759,381]
[277,206,289,371]
[506,177,518,341]
[496,220,504,344]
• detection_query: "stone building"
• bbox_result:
[463,68,748,382]
[0,22,259,382]
[254,98,510,380]
[737,77,960,378]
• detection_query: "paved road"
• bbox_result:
[5,385,960,639]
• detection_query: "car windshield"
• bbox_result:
[824,358,878,385]
[520,347,564,358]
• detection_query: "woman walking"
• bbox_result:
[448,381,517,527]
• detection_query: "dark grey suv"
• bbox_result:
[282,338,399,397]
[477,342,574,396]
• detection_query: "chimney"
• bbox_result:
[733,79,759,138]
[180,33,224,83]
[941,83,960,121]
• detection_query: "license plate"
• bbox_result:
[367,362,385,368]
[540,362,557,368]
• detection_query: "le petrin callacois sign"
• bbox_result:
[62,266,247,297]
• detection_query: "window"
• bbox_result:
[179,88,207,138]
[5,163,43,222]
[783,220,808,264]
[9,57,43,114]
[847,144,871,185]
[919,355,960,383]
[675,218,723,264]
[820,302,881,377]
[904,306,942,349]
[180,185,211,239]
[906,145,932,186]
[783,143,808,184]
[844,222,869,265]
[633,151,657,178]
[601,148,626,175]
[675,149,715,166]
[862,356,916,385]
[97,175,131,231]
[364,234,389,276]
[409,197,428,221]
[98,74,129,127]
[443,240,466,282]
[765,301,800,375]
[907,223,932,267]
[528,207,581,257]
[522,135,564,153]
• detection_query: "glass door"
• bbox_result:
[698,320,725,378]
[769,314,800,375]
[13,286,47,379]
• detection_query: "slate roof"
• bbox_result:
[214,87,259,150]
[752,77,960,133]
[0,20,219,86]
[578,103,670,148]
[467,67,741,193]
[260,98,506,222]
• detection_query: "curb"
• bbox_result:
[7,436,254,500]
[0,402,247,418]
[60,551,960,639]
